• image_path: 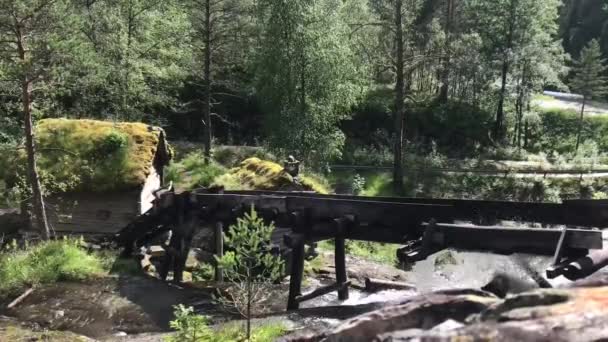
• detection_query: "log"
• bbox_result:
[364,278,416,293]
[7,288,34,309]
[296,281,351,304]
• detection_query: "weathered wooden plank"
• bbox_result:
[424,223,602,255]
[286,197,454,230]
[224,190,606,227]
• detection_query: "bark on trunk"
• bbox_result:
[17,30,50,239]
[575,96,587,151]
[393,0,405,194]
[493,0,516,143]
[438,0,454,103]
[494,58,509,142]
[203,0,213,162]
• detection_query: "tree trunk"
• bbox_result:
[494,0,516,143]
[203,0,213,162]
[393,0,405,194]
[438,0,454,103]
[17,30,50,239]
[23,83,50,239]
[576,96,587,151]
[494,58,509,142]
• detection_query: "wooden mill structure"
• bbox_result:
[117,188,608,310]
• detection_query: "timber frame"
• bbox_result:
[116,189,607,311]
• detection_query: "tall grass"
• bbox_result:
[0,239,103,295]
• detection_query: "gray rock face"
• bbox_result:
[280,280,608,342]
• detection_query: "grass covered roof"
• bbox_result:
[2,118,172,193]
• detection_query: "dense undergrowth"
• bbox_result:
[0,238,104,295]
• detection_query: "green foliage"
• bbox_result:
[192,263,215,282]
[531,108,608,154]
[165,305,287,342]
[318,240,398,266]
[165,153,227,190]
[351,174,366,195]
[570,39,608,100]
[0,238,103,295]
[95,250,141,276]
[255,0,363,163]
[165,305,213,342]
[217,207,284,282]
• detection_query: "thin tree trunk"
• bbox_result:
[439,0,454,103]
[393,0,405,194]
[17,31,50,239]
[494,58,509,142]
[203,0,213,162]
[576,96,587,151]
[494,0,516,142]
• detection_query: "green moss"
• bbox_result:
[4,118,171,193]
[165,153,228,190]
[217,157,330,193]
[0,238,104,295]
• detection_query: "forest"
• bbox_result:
[0,0,607,225]
[1,1,608,341]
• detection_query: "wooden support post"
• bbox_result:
[215,221,224,282]
[287,240,305,310]
[335,237,349,300]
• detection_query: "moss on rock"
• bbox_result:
[216,157,329,194]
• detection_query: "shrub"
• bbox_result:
[165,153,227,190]
[165,305,286,342]
[216,207,284,340]
[165,304,213,342]
[0,238,104,295]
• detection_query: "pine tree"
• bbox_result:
[570,39,608,151]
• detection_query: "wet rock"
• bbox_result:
[280,293,496,342]
[482,272,542,298]
[433,250,458,269]
[52,310,65,319]
[282,285,608,342]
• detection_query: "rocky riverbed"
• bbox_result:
[2,247,608,341]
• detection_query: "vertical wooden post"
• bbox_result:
[335,237,349,300]
[215,221,224,282]
[287,241,305,310]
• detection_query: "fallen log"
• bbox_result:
[7,288,34,309]
[364,278,416,293]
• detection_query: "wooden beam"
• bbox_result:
[364,278,415,292]
[422,223,602,255]
[295,281,351,304]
